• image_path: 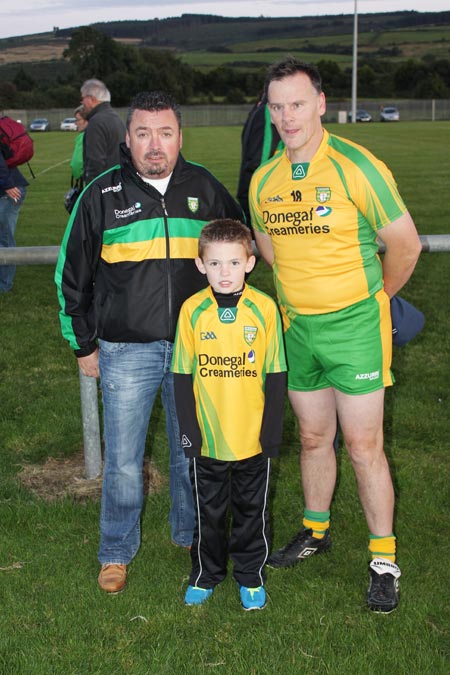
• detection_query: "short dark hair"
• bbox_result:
[198,219,253,258]
[126,91,182,130]
[265,57,322,95]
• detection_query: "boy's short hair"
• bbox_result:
[198,219,253,258]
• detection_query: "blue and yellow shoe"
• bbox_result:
[184,585,213,606]
[239,585,266,611]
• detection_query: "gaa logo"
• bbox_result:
[200,331,217,340]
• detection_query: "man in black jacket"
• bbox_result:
[80,78,126,183]
[55,91,244,594]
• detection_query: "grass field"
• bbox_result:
[0,124,449,674]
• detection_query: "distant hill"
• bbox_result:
[1,10,450,106]
[59,11,450,50]
[1,10,449,59]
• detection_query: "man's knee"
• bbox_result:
[345,432,385,468]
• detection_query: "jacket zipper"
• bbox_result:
[161,197,173,336]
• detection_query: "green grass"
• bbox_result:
[0,124,449,674]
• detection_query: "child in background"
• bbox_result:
[172,219,287,610]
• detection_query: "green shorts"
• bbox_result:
[285,290,394,395]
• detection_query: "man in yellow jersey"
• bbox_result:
[249,57,422,612]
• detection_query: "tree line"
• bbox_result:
[1,26,450,110]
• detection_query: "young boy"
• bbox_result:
[171,219,287,610]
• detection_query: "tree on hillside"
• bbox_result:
[394,59,450,98]
[0,82,18,108]
[63,26,127,80]
[13,67,36,92]
[63,27,195,104]
[317,60,349,97]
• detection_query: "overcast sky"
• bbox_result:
[0,0,448,40]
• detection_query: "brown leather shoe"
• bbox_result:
[98,563,127,593]
[171,541,191,551]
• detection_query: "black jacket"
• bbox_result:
[0,151,28,196]
[83,102,126,183]
[236,95,282,226]
[55,144,244,357]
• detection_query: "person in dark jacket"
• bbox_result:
[80,79,126,183]
[55,90,244,594]
[236,93,282,228]
[0,149,28,292]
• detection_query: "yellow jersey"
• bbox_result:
[172,284,287,461]
[249,129,407,317]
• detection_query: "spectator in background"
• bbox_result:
[236,92,282,228]
[0,149,28,293]
[70,105,88,182]
[80,79,126,183]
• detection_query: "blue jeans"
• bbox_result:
[0,186,26,292]
[98,339,195,564]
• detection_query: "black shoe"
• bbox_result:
[367,558,401,613]
[267,528,331,569]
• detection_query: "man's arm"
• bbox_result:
[0,152,16,193]
[55,194,102,356]
[377,211,422,298]
[254,230,275,267]
[83,121,106,183]
[0,154,24,201]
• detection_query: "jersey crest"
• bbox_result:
[316,187,331,203]
[187,196,199,213]
[244,325,258,345]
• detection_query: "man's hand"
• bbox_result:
[5,187,21,202]
[378,212,422,298]
[77,349,100,378]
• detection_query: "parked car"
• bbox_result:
[380,106,400,122]
[29,118,50,132]
[60,117,77,131]
[348,109,372,123]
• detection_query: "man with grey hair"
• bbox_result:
[80,78,125,183]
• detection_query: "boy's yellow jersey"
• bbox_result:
[249,129,407,318]
[172,285,287,461]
